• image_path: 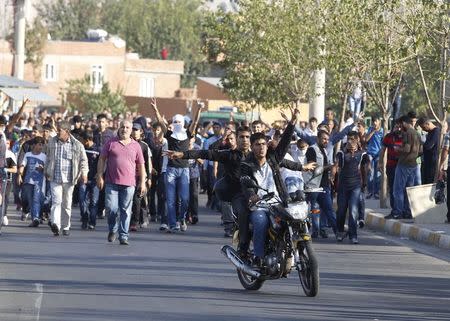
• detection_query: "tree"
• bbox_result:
[61,75,133,116]
[203,0,323,111]
[323,0,420,208]
[37,0,102,41]
[25,18,48,81]
[37,0,207,87]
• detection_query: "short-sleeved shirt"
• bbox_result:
[21,152,46,186]
[398,127,421,167]
[382,132,403,168]
[164,130,192,168]
[101,137,144,187]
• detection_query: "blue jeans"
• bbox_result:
[308,187,337,235]
[249,209,269,258]
[337,187,361,239]
[392,164,416,217]
[165,167,190,228]
[105,184,135,241]
[368,155,380,195]
[79,181,99,226]
[348,95,362,116]
[414,164,422,186]
[21,183,44,220]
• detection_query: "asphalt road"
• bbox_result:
[0,195,449,321]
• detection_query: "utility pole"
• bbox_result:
[13,0,26,80]
[310,0,325,121]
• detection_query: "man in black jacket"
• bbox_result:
[239,109,316,262]
[417,118,440,184]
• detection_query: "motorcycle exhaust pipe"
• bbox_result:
[221,245,261,279]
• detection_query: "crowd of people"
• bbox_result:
[0,97,449,251]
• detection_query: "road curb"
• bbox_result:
[366,211,450,250]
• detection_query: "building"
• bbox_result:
[0,37,185,107]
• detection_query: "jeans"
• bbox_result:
[308,186,337,235]
[249,209,269,258]
[386,166,396,209]
[165,167,190,228]
[414,164,422,186]
[149,173,167,224]
[349,95,362,116]
[392,164,416,217]
[21,183,44,220]
[78,182,99,226]
[105,183,135,241]
[50,182,75,230]
[337,187,361,239]
[221,201,234,233]
[358,189,365,221]
[368,155,380,195]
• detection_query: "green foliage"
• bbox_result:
[25,18,47,79]
[203,0,323,110]
[37,0,102,41]
[61,75,133,116]
[38,0,207,87]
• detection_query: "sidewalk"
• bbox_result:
[364,199,450,250]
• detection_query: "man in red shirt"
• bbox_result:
[379,119,403,210]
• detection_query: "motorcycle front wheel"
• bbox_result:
[296,241,319,297]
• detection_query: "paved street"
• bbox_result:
[0,196,449,321]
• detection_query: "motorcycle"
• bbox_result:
[221,174,323,297]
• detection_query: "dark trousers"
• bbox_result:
[188,178,199,220]
[386,165,396,209]
[231,194,250,250]
[131,185,146,225]
[97,188,106,217]
[337,187,361,239]
[149,174,167,224]
[422,160,437,185]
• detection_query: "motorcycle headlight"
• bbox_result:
[286,202,309,220]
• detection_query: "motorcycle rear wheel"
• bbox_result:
[237,268,264,291]
[297,241,319,297]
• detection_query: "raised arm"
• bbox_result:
[6,98,29,133]
[189,101,205,134]
[150,98,167,133]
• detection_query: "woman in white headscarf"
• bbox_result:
[151,99,205,232]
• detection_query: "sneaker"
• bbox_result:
[366,193,373,199]
[88,225,95,230]
[108,231,116,242]
[130,224,138,232]
[29,218,39,227]
[81,222,88,230]
[319,229,328,239]
[51,223,60,236]
[21,213,29,221]
[175,221,181,230]
[140,222,148,228]
[358,220,365,228]
[180,220,187,232]
[2,215,8,226]
[191,216,198,225]
[159,223,169,231]
[119,239,129,245]
[402,213,413,219]
[384,213,400,220]
[336,232,345,242]
[350,237,359,244]
[62,229,70,236]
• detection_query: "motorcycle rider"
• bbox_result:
[240,108,316,266]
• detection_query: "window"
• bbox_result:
[139,77,155,97]
[90,65,104,92]
[44,63,56,81]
